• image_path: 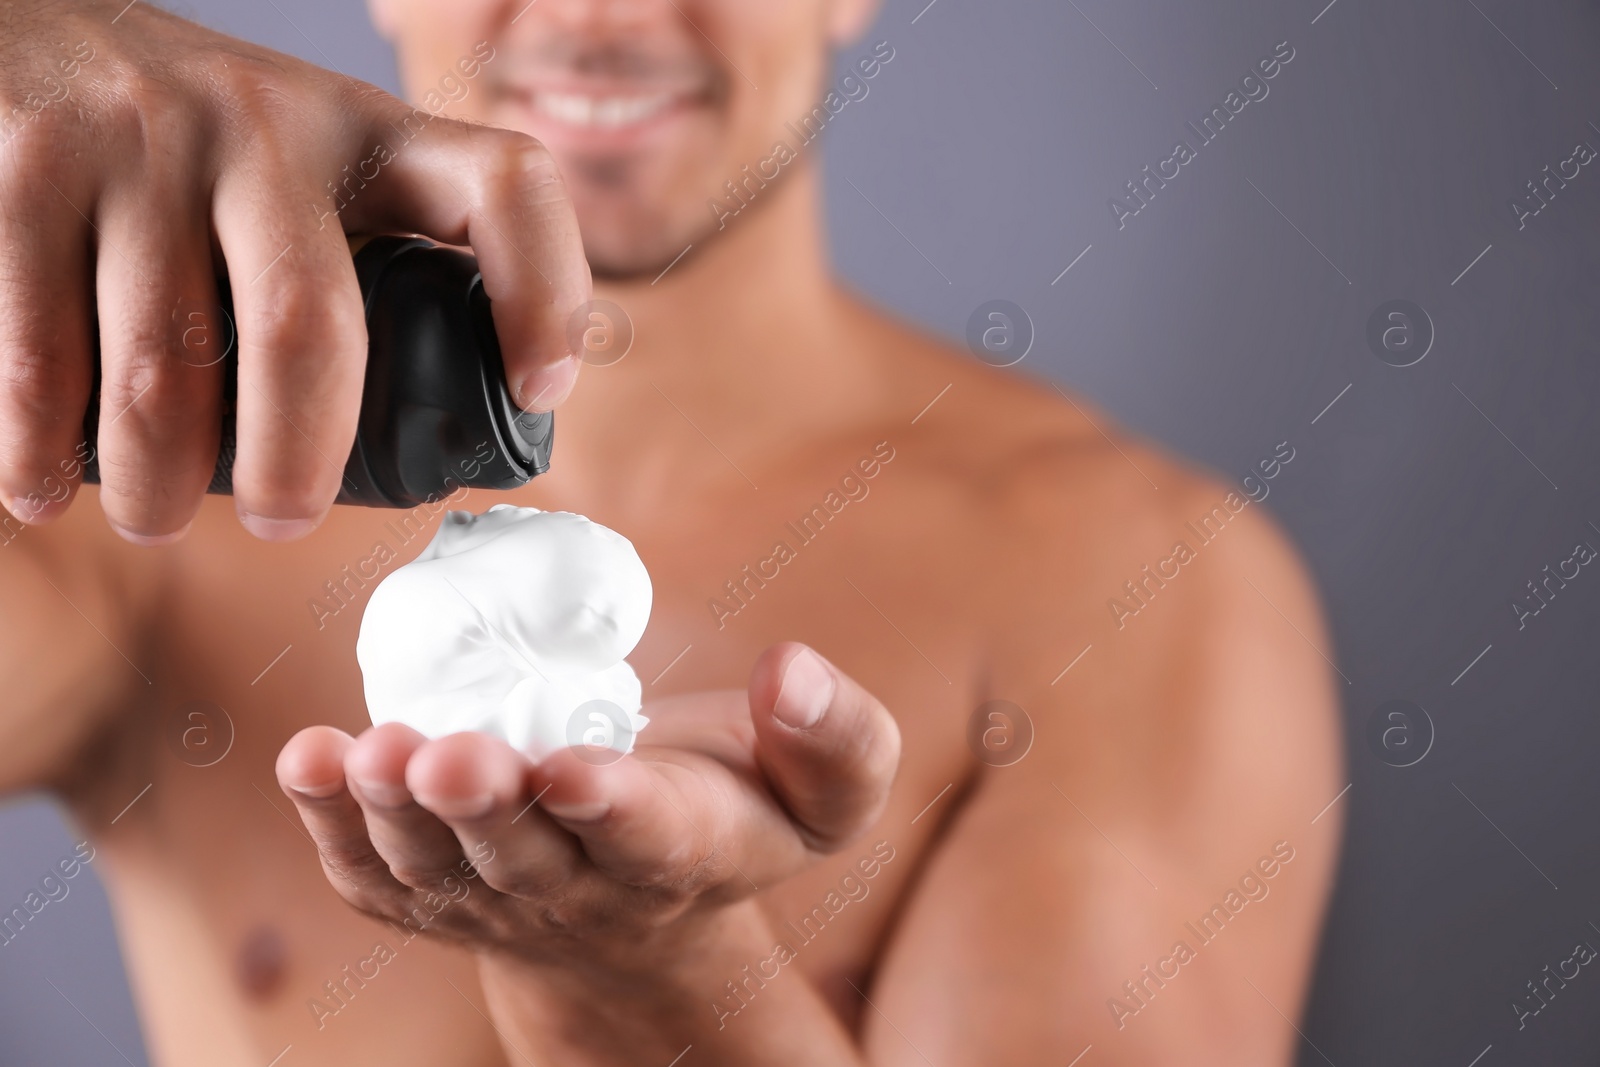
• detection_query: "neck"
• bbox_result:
[546,167,890,511]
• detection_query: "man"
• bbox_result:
[0,0,1344,1062]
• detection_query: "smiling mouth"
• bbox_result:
[532,90,686,129]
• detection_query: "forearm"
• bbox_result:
[476,902,868,1066]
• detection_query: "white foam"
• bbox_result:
[356,504,653,759]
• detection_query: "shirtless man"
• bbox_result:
[0,0,1344,1063]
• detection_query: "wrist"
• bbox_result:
[485,898,773,991]
[475,903,779,1055]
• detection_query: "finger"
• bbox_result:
[749,644,902,852]
[344,724,469,890]
[92,183,221,543]
[0,143,93,525]
[276,726,412,909]
[405,732,582,897]
[214,150,367,541]
[530,747,781,896]
[343,115,589,412]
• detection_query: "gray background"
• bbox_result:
[4,0,1599,1063]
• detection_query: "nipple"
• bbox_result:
[234,924,288,1001]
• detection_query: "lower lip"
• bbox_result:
[498,94,704,155]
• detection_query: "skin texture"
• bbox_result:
[0,0,1346,1064]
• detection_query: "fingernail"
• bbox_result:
[516,356,580,413]
[542,799,610,823]
[420,793,495,820]
[352,778,413,808]
[109,519,191,547]
[239,511,321,543]
[5,493,67,524]
[774,648,835,730]
[288,778,346,799]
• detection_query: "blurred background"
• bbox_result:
[5,0,1600,1062]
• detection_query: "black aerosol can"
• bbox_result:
[81,235,554,508]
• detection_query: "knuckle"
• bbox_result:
[342,78,402,123]
[490,865,567,898]
[319,844,395,893]
[332,881,400,921]
[98,348,212,447]
[202,56,330,173]
[474,129,565,207]
[532,890,599,934]
[128,88,204,162]
[243,276,363,357]
[0,105,75,171]
[205,54,302,125]
[622,842,705,893]
[99,343,166,409]
[0,345,81,417]
[385,864,456,892]
[85,64,203,163]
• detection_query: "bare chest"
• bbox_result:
[122,473,979,1062]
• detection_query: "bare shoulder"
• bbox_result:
[900,335,1342,809]
[863,329,1345,1058]
[860,318,1343,818]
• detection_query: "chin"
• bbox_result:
[583,234,706,280]
[574,197,718,281]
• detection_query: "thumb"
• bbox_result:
[749,643,901,853]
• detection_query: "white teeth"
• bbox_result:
[535,91,675,128]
